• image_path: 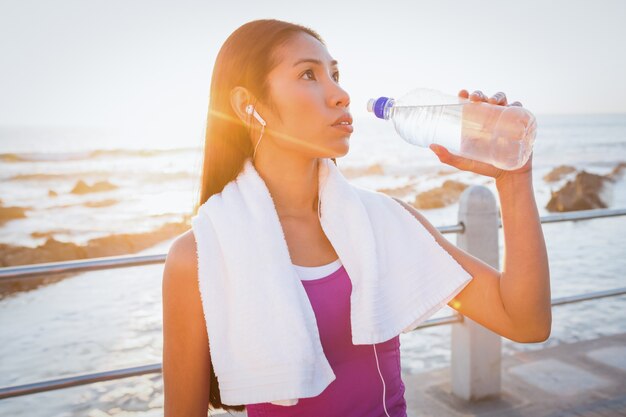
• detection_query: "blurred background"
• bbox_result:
[1,0,625,416]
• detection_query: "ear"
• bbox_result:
[230,86,253,125]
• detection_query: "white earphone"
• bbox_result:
[245,104,266,127]
[246,104,266,161]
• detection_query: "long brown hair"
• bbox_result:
[197,19,335,413]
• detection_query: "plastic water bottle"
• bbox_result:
[367,88,537,170]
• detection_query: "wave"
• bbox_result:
[0,147,200,163]
[8,170,195,182]
[51,199,120,209]
[10,173,92,181]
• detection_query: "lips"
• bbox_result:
[331,113,353,127]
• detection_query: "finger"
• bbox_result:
[431,144,478,171]
[470,90,486,102]
[470,90,487,101]
[489,91,508,106]
[458,89,469,99]
[509,101,523,107]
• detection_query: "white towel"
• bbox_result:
[191,157,473,406]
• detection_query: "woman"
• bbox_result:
[162,19,551,417]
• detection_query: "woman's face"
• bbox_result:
[260,32,352,159]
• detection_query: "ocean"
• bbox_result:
[1,113,625,416]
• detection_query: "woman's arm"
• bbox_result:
[394,89,552,343]
[494,171,551,340]
[393,170,551,343]
[162,230,212,416]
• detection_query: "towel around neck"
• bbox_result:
[190,157,473,405]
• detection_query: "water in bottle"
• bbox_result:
[367,88,537,170]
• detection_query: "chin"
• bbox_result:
[339,139,351,155]
[326,142,350,159]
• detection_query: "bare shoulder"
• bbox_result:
[163,229,198,288]
[162,229,212,415]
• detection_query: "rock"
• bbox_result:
[31,231,58,239]
[339,163,384,179]
[607,161,626,181]
[543,165,577,182]
[83,221,189,258]
[546,171,612,212]
[377,184,416,198]
[0,205,27,224]
[364,163,384,175]
[436,169,456,177]
[36,238,86,261]
[84,199,118,208]
[412,180,469,209]
[0,238,86,267]
[0,220,189,268]
[0,219,190,298]
[71,180,117,194]
[0,153,23,162]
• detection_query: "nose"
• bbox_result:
[328,82,350,109]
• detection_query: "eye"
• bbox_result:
[301,69,316,80]
[333,71,340,82]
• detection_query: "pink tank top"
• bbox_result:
[245,259,408,417]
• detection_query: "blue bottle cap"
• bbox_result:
[367,97,390,119]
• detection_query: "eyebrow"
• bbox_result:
[292,58,339,68]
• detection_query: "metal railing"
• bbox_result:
[3,209,625,281]
[1,192,625,401]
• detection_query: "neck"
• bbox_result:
[254,155,321,218]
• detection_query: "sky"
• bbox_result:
[1,0,625,140]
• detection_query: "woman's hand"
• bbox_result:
[429,89,533,182]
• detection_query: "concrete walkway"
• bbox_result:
[403,333,626,416]
[214,333,626,416]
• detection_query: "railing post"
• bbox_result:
[451,185,502,400]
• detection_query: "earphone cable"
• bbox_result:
[373,344,392,417]
[252,124,264,161]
